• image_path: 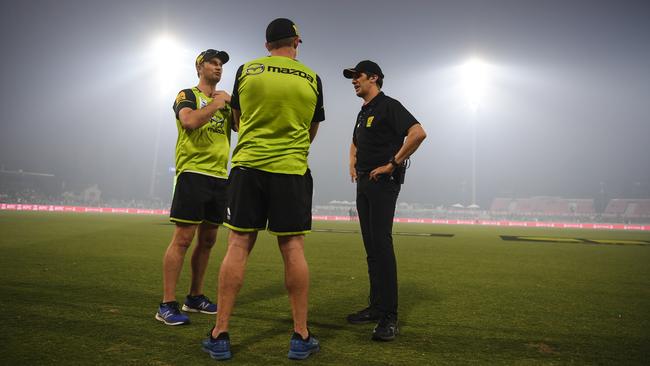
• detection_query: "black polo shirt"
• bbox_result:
[352,92,419,172]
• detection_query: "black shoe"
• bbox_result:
[372,314,399,341]
[346,307,382,324]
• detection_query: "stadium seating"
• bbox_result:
[603,199,650,218]
[632,200,650,217]
[604,199,630,215]
[574,199,595,214]
[489,198,511,212]
[490,197,595,217]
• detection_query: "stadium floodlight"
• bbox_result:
[461,57,490,207]
[462,58,488,111]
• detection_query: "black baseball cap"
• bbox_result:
[195,49,229,66]
[343,60,384,79]
[266,18,302,43]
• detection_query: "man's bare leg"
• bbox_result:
[189,222,218,296]
[212,230,257,337]
[162,223,197,302]
[278,234,310,339]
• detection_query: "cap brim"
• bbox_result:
[215,51,229,64]
[343,68,358,79]
[266,35,302,43]
[198,51,229,66]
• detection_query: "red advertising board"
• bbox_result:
[3,204,649,231]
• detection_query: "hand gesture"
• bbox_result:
[211,90,231,109]
[369,163,395,181]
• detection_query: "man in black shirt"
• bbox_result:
[343,60,427,341]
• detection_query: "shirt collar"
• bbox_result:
[361,91,385,110]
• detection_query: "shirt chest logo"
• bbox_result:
[207,116,225,135]
[366,116,375,127]
[199,98,208,108]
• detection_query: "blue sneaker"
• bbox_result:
[288,331,320,360]
[202,330,232,361]
[155,301,190,326]
[182,294,218,314]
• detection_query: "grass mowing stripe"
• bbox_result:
[501,235,650,246]
[501,235,585,243]
[313,228,454,237]
[584,239,650,246]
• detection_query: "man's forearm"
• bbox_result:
[181,103,221,130]
[349,142,357,168]
[394,125,426,164]
[349,142,358,182]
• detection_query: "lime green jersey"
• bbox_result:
[230,56,325,175]
[172,87,232,178]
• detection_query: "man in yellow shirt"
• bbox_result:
[155,49,232,326]
[202,18,324,361]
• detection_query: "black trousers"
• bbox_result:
[356,174,401,316]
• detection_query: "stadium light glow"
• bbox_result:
[461,57,491,208]
[151,35,183,95]
[462,58,488,111]
[149,34,184,198]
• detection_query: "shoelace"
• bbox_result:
[199,295,213,304]
[165,301,181,313]
[191,295,212,303]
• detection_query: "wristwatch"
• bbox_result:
[389,157,399,168]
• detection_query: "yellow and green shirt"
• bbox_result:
[230,56,325,175]
[172,87,232,178]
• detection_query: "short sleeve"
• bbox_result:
[311,75,325,123]
[173,89,196,119]
[389,100,419,136]
[231,65,244,110]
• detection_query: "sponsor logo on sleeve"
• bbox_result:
[175,91,188,104]
[246,63,265,75]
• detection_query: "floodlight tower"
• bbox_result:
[149,35,182,198]
[461,58,488,208]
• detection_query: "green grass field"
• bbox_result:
[1,211,649,365]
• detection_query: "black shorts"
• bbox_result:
[224,167,313,235]
[170,172,227,225]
